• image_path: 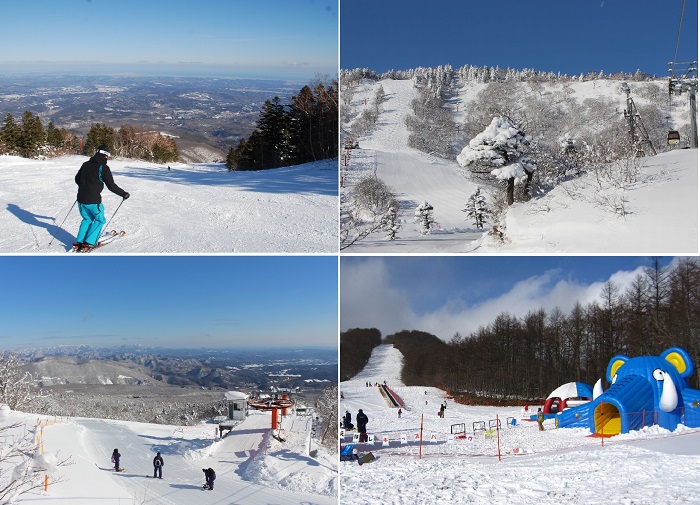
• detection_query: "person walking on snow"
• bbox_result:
[356,409,368,442]
[537,408,545,431]
[111,448,121,471]
[74,144,129,251]
[153,452,164,479]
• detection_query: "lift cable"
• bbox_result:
[672,0,686,66]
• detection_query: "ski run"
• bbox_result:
[341,77,698,253]
[340,344,700,504]
[2,407,337,505]
[0,155,338,253]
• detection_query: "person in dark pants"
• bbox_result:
[356,409,368,442]
[74,144,129,251]
[153,452,164,479]
[111,448,121,471]
[203,468,216,490]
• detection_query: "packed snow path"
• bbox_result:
[0,155,338,253]
[32,412,337,505]
[340,344,700,504]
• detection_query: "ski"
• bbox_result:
[70,230,126,253]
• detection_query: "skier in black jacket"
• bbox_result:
[73,144,129,251]
[153,452,164,479]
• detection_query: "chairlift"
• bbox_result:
[668,130,681,145]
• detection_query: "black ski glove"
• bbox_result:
[123,192,130,200]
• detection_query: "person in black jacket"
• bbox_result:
[153,452,164,479]
[111,448,121,471]
[356,409,368,442]
[74,144,129,250]
[202,468,216,490]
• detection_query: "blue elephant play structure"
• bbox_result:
[555,347,700,435]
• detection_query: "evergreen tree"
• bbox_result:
[463,187,492,229]
[414,201,436,235]
[225,145,237,171]
[18,111,45,158]
[256,96,292,168]
[0,113,20,155]
[84,123,115,156]
[46,121,64,151]
[382,203,400,240]
[457,116,536,206]
[151,135,179,163]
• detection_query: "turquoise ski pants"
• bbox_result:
[76,203,105,245]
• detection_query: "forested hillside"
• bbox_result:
[351,258,700,401]
[340,328,382,381]
[226,80,338,170]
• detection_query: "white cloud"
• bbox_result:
[341,259,417,338]
[342,260,647,341]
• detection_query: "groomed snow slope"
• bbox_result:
[340,344,700,504]
[0,155,338,253]
[342,77,698,253]
[2,409,337,504]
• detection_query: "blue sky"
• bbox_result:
[341,256,677,340]
[341,0,698,77]
[0,0,338,80]
[0,256,338,349]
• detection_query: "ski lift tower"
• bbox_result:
[621,82,657,156]
[668,61,698,148]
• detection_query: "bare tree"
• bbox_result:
[314,385,338,448]
[0,420,70,504]
[0,354,40,410]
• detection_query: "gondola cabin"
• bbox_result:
[668,130,681,145]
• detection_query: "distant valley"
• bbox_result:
[0,74,302,162]
[16,345,336,424]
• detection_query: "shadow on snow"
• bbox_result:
[117,161,338,197]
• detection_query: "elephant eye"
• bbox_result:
[653,369,665,381]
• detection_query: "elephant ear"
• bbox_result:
[661,347,694,379]
[607,355,628,383]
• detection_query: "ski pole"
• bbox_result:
[103,197,126,231]
[48,200,77,246]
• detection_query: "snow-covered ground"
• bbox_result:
[0,155,338,253]
[1,407,337,504]
[340,345,700,504]
[341,77,698,253]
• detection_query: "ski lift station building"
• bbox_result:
[224,391,249,421]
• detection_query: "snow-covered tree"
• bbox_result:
[457,117,536,206]
[341,177,399,249]
[314,385,338,448]
[382,204,400,240]
[463,187,491,229]
[414,201,436,235]
[0,354,38,410]
[0,419,70,503]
